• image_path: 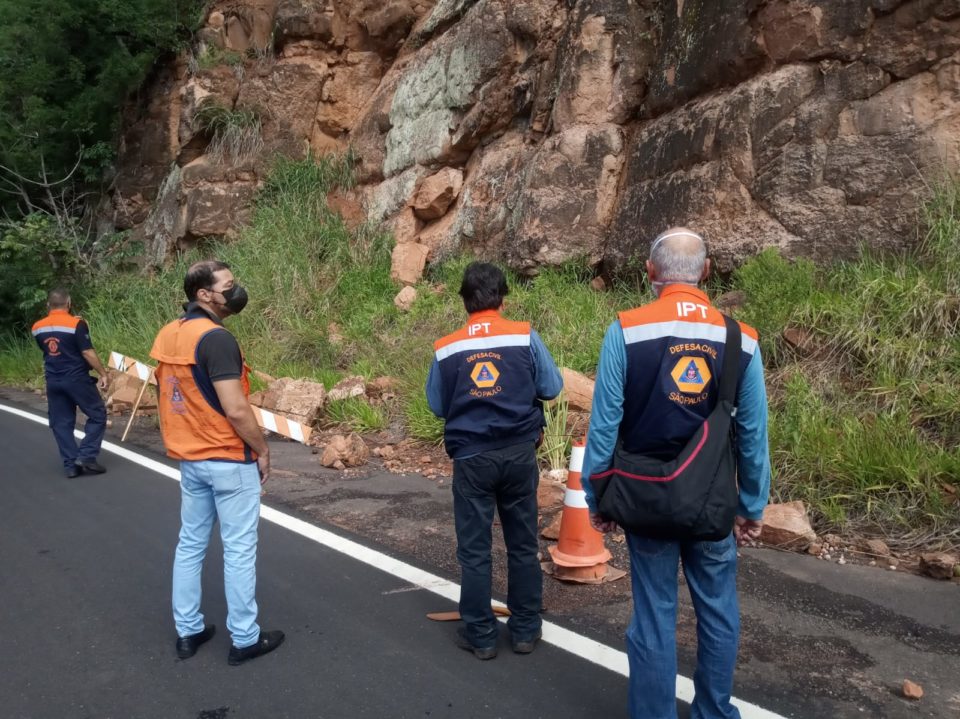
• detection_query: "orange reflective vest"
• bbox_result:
[149,316,254,462]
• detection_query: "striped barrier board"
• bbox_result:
[109,351,311,445]
[109,351,157,385]
[251,406,312,445]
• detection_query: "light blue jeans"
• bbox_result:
[626,532,741,719]
[173,460,261,649]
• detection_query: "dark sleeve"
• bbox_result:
[75,320,94,352]
[195,329,243,381]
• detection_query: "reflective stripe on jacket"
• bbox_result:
[618,285,759,460]
[32,310,90,380]
[433,310,543,458]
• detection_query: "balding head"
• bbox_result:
[47,288,70,310]
[647,227,709,290]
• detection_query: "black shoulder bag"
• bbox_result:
[592,315,741,541]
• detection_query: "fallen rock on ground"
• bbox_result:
[252,377,326,424]
[919,552,958,580]
[537,476,565,510]
[394,285,417,311]
[760,501,816,548]
[561,368,594,412]
[327,375,366,402]
[859,538,891,558]
[902,679,924,700]
[320,433,369,468]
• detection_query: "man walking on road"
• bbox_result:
[427,262,563,660]
[581,228,771,718]
[32,288,109,478]
[150,260,283,666]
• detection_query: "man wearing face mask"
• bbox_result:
[581,228,770,719]
[150,260,284,666]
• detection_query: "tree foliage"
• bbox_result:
[0,0,204,213]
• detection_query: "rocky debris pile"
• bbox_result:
[372,441,451,479]
[320,432,370,470]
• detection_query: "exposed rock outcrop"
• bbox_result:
[107,0,960,278]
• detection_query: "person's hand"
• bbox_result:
[257,450,271,485]
[734,516,763,546]
[97,374,108,391]
[590,512,618,534]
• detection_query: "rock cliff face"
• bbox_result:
[108,0,960,278]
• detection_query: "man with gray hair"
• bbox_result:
[581,227,771,718]
[32,288,109,478]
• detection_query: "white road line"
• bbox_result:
[1,402,788,719]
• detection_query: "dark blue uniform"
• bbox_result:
[426,310,563,651]
[32,309,107,472]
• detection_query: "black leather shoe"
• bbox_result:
[176,624,216,659]
[455,627,497,660]
[65,466,81,479]
[76,460,106,474]
[511,629,542,654]
[228,630,285,666]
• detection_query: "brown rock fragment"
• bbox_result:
[328,376,367,402]
[320,433,369,468]
[537,477,565,510]
[394,285,417,311]
[390,242,430,285]
[902,679,924,700]
[561,368,595,412]
[760,502,817,548]
[920,552,958,580]
[411,168,464,221]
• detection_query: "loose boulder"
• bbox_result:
[411,168,464,221]
[919,552,958,580]
[327,375,367,402]
[320,433,370,468]
[760,501,816,548]
[253,377,327,425]
[561,368,595,412]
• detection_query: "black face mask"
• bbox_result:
[217,284,248,314]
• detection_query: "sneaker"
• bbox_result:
[227,630,285,666]
[176,624,216,659]
[511,629,542,654]
[65,466,81,479]
[455,627,497,660]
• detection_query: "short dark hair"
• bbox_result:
[47,288,70,308]
[184,260,231,301]
[459,262,508,314]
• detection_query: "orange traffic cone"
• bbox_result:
[547,440,613,582]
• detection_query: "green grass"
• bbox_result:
[195,45,245,70]
[3,154,959,541]
[323,396,387,433]
[195,101,262,164]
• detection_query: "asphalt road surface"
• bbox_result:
[0,406,641,719]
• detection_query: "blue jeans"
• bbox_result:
[173,460,261,648]
[626,532,741,719]
[46,376,106,470]
[452,442,542,647]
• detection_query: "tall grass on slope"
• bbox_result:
[732,183,960,543]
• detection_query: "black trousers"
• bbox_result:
[452,441,542,647]
[47,376,106,471]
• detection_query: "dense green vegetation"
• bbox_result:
[0,0,203,212]
[2,154,958,542]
